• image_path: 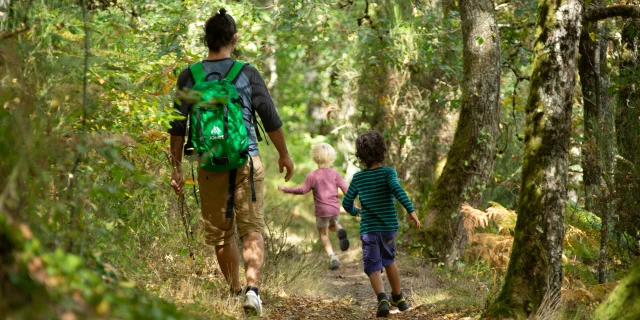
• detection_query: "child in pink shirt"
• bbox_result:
[278,143,352,270]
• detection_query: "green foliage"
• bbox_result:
[567,201,602,230]
[1,0,638,317]
[0,213,202,319]
[564,202,637,270]
[565,262,599,287]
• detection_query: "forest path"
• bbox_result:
[261,247,475,320]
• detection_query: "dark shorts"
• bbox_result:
[361,231,397,276]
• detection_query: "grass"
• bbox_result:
[118,199,337,318]
[407,259,489,316]
[111,140,347,318]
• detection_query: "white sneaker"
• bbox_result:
[243,290,262,316]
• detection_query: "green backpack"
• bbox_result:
[187,60,256,218]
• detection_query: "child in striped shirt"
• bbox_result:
[342,130,420,318]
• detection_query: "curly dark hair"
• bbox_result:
[203,9,237,52]
[355,130,387,168]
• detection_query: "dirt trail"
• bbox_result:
[263,248,466,320]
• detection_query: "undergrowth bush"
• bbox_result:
[0,213,205,319]
[262,205,326,296]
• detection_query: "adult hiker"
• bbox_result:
[168,8,294,316]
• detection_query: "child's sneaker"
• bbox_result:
[243,287,262,316]
[391,292,409,311]
[376,293,390,318]
[329,253,339,270]
[337,228,350,251]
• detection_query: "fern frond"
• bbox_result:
[566,202,601,231]
[486,201,517,235]
[460,202,489,239]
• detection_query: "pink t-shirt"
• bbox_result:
[282,168,349,218]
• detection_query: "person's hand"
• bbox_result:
[408,211,420,230]
[171,170,184,195]
[278,184,285,191]
[279,155,294,182]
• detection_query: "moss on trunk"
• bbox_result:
[485,0,583,317]
[594,262,640,320]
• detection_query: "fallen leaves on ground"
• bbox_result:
[261,295,477,320]
[264,295,362,320]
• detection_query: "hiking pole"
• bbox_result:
[165,151,195,260]
[179,193,195,260]
[182,193,195,241]
[191,162,199,206]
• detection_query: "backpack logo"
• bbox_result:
[211,126,223,140]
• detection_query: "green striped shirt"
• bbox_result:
[342,166,415,234]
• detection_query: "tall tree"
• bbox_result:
[579,0,604,214]
[356,0,412,131]
[412,0,461,200]
[577,0,640,286]
[577,0,616,283]
[596,21,615,284]
[615,19,640,246]
[423,0,500,265]
[484,0,582,317]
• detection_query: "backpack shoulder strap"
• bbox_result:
[189,62,206,85]
[224,61,248,84]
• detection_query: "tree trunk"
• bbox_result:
[413,1,460,201]
[597,21,615,284]
[578,1,602,213]
[594,261,640,320]
[423,0,500,265]
[577,0,616,283]
[356,0,409,132]
[485,0,582,317]
[615,19,640,248]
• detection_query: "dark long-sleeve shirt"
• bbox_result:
[342,166,415,234]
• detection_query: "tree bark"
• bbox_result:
[615,20,640,247]
[485,0,582,317]
[597,21,615,284]
[423,0,500,265]
[594,261,640,320]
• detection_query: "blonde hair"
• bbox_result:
[310,143,336,169]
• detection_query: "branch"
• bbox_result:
[0,25,31,39]
[503,63,530,81]
[496,122,510,156]
[498,22,535,30]
[585,5,640,22]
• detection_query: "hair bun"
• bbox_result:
[219,8,226,16]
